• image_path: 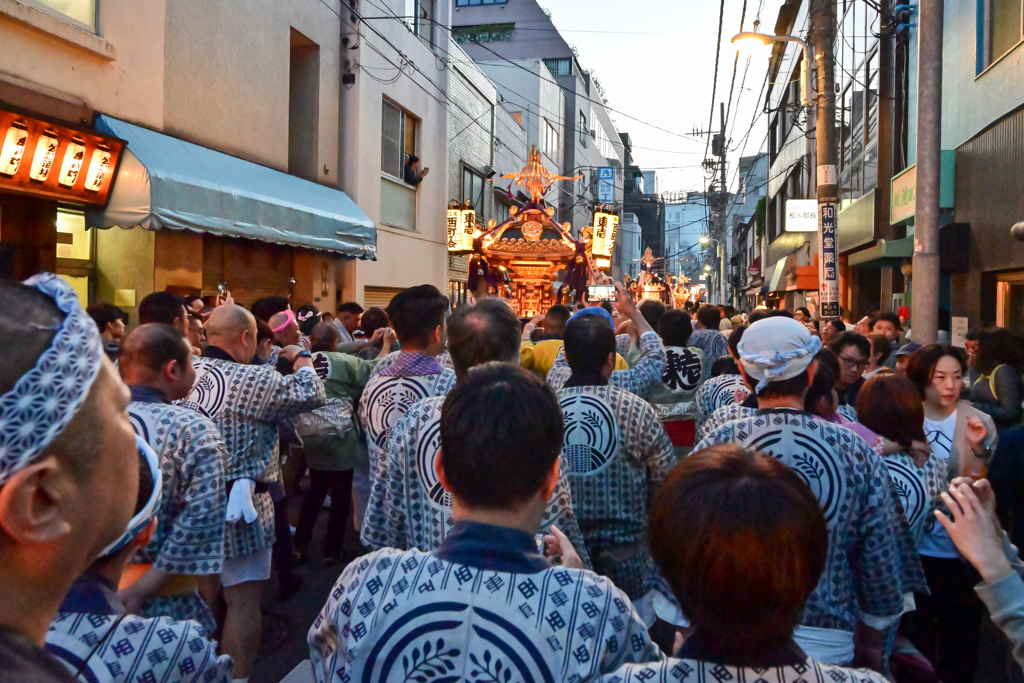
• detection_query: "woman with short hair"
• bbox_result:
[969,327,1024,432]
[610,444,887,681]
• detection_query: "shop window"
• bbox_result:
[543,119,559,161]
[26,0,96,30]
[381,100,418,182]
[462,166,485,212]
[983,0,1024,69]
[56,208,90,260]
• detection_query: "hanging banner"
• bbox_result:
[591,209,618,261]
[818,201,840,318]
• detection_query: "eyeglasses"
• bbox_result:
[838,355,869,371]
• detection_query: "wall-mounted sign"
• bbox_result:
[786,199,819,232]
[446,206,475,253]
[0,107,124,206]
[748,264,760,276]
[891,164,916,224]
[597,166,614,203]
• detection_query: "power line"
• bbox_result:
[703,0,727,161]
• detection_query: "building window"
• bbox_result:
[455,0,508,5]
[462,166,485,211]
[543,58,572,77]
[579,111,589,145]
[26,0,96,30]
[543,119,559,160]
[414,0,434,42]
[495,201,511,224]
[983,0,1024,69]
[381,100,417,182]
[452,23,515,43]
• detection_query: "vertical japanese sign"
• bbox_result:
[597,166,614,203]
[818,201,839,318]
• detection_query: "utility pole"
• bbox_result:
[912,0,943,342]
[718,102,728,306]
[811,0,840,319]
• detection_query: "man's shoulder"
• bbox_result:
[609,657,887,683]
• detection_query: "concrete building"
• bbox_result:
[663,194,710,282]
[453,0,624,234]
[0,0,453,317]
[897,0,1024,335]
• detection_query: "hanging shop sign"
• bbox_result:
[591,209,618,261]
[0,107,124,205]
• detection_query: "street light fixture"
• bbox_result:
[731,32,812,107]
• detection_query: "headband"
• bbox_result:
[738,317,822,392]
[271,308,297,334]
[99,435,163,557]
[0,274,104,486]
[296,308,320,323]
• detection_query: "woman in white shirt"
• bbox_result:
[901,344,997,683]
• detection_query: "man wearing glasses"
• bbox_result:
[829,332,872,408]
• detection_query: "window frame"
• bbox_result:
[980,0,1024,72]
[21,0,97,32]
[380,99,419,185]
[461,164,486,213]
[543,119,559,161]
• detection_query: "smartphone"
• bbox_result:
[587,284,615,302]
[217,282,227,299]
[535,533,546,555]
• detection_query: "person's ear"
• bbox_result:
[433,325,443,345]
[163,359,180,383]
[539,456,560,503]
[0,456,72,545]
[605,352,615,372]
[435,450,452,492]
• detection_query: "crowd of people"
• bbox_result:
[5,273,1024,683]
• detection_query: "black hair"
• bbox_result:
[599,301,615,316]
[360,307,390,335]
[118,324,191,374]
[250,296,290,323]
[406,154,420,165]
[747,309,768,324]
[696,304,721,330]
[871,311,902,331]
[440,364,563,508]
[829,331,871,359]
[87,303,127,332]
[256,319,274,344]
[907,344,967,398]
[134,448,155,516]
[296,304,322,336]
[711,356,739,377]
[757,369,811,399]
[337,301,364,315]
[138,292,185,326]
[386,284,449,347]
[795,307,811,319]
[727,324,747,359]
[659,309,693,347]
[766,308,795,319]
[447,299,521,376]
[804,350,837,416]
[638,300,668,331]
[563,315,616,375]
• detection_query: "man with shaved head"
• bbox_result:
[184,305,325,682]
[117,324,228,638]
[0,275,139,682]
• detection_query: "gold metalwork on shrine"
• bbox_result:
[500,147,583,203]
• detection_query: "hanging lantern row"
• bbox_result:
[446,199,477,254]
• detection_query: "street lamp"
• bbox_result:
[703,265,711,272]
[731,32,812,107]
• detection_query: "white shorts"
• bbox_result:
[221,548,272,587]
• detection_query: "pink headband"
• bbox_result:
[271,309,296,334]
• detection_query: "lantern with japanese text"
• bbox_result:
[591,209,618,265]
[446,200,476,254]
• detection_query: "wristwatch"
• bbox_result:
[295,350,311,359]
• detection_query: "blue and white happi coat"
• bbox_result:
[358,354,457,484]
[649,346,706,420]
[360,395,592,567]
[127,400,228,634]
[557,384,676,598]
[883,451,947,546]
[185,357,325,558]
[695,403,756,443]
[694,373,747,421]
[307,549,661,683]
[371,349,455,376]
[547,332,667,401]
[601,656,888,683]
[694,409,914,634]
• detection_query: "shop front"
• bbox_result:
[0,104,125,301]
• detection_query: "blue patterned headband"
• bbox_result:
[0,274,104,486]
[738,317,822,392]
[99,435,163,557]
